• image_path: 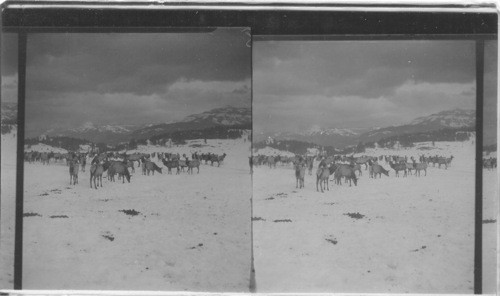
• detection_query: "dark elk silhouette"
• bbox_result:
[294,162,306,189]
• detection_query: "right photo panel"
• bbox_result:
[252,40,485,293]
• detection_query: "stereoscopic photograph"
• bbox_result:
[0,7,497,295]
[1,29,252,291]
[252,40,496,293]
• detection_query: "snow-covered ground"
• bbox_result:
[1,133,252,291]
[1,130,17,288]
[1,133,497,292]
[252,140,498,293]
[482,164,499,294]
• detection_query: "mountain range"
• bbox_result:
[1,102,17,125]
[40,121,139,145]
[130,106,251,141]
[24,105,251,144]
[257,108,476,149]
[0,104,477,147]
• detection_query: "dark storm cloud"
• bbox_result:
[255,40,475,99]
[26,29,251,96]
[1,33,18,103]
[20,29,251,134]
[254,40,478,135]
[1,33,18,76]
[1,75,18,103]
[25,78,251,137]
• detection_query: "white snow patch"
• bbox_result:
[24,143,68,154]
[254,147,295,157]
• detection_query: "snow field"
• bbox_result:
[2,136,252,291]
[0,136,497,292]
[482,168,499,294]
[1,131,17,288]
[252,140,497,293]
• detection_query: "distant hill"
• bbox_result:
[483,143,497,154]
[358,109,475,144]
[130,106,251,141]
[259,108,476,150]
[25,136,94,153]
[15,104,251,152]
[253,139,339,156]
[43,121,140,145]
[24,105,250,145]
[255,126,475,156]
[254,126,371,148]
[1,102,17,134]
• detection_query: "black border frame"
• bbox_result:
[1,4,497,294]
[1,9,498,36]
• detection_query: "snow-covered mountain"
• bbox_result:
[181,106,251,126]
[69,121,133,134]
[255,126,371,148]
[42,122,140,144]
[409,109,475,129]
[26,105,251,145]
[302,125,361,137]
[1,102,17,125]
[131,105,251,140]
[1,102,17,134]
[256,109,476,149]
[359,108,476,143]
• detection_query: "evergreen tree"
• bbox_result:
[129,139,137,150]
[356,141,365,153]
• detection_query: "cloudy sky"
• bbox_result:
[1,29,251,136]
[1,33,18,105]
[1,35,497,145]
[253,40,497,144]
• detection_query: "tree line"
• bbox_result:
[256,127,475,155]
[25,124,251,152]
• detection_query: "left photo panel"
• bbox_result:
[1,29,253,291]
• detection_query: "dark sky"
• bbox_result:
[1,33,18,106]
[1,35,497,145]
[1,29,251,136]
[253,40,497,145]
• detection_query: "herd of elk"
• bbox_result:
[24,151,86,167]
[252,154,300,168]
[255,151,460,192]
[25,149,228,189]
[483,157,497,170]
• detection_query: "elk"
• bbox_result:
[369,163,389,179]
[294,162,306,189]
